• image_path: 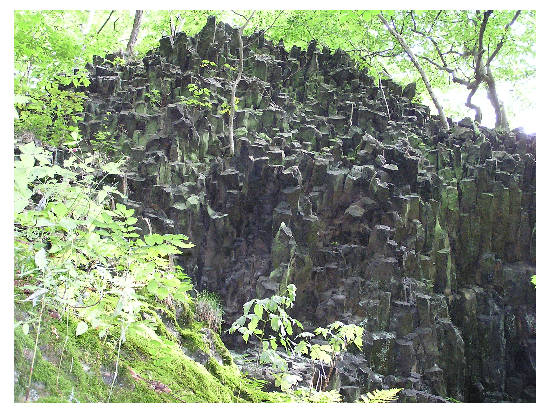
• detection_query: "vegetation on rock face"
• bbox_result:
[229,285,399,399]
[13,9,536,404]
[194,291,224,332]
[14,10,535,139]
[13,141,286,403]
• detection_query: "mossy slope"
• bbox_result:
[14,304,288,403]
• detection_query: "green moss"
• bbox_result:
[211,333,233,366]
[14,320,116,403]
[14,300,286,403]
[178,324,211,354]
[122,329,237,402]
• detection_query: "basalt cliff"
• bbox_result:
[73,16,536,402]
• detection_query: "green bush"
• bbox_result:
[194,291,224,331]
[14,141,195,399]
[15,71,89,146]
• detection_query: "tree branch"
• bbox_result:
[96,10,114,35]
[465,79,483,122]
[228,10,256,156]
[244,10,284,49]
[486,10,521,66]
[378,12,449,130]
[474,10,492,76]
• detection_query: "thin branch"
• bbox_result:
[486,10,521,66]
[228,10,256,156]
[96,10,115,35]
[465,79,483,122]
[428,11,443,34]
[231,10,248,20]
[243,10,284,49]
[378,12,449,130]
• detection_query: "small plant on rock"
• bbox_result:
[229,284,303,391]
[179,83,212,109]
[295,321,363,391]
[194,291,223,331]
[229,285,365,395]
[144,88,161,107]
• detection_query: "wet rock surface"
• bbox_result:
[78,17,535,402]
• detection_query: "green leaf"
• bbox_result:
[156,286,170,300]
[14,94,31,105]
[76,321,88,336]
[233,315,246,328]
[147,280,159,294]
[145,233,164,246]
[270,316,280,331]
[50,202,68,217]
[59,217,78,231]
[254,303,264,318]
[243,300,253,315]
[248,316,259,332]
[22,323,30,335]
[36,217,55,227]
[361,388,402,403]
[295,340,309,355]
[101,162,122,175]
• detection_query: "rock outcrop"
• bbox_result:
[75,16,536,402]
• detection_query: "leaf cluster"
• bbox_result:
[14,142,194,344]
[228,284,364,394]
[179,83,212,109]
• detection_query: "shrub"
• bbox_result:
[194,291,223,331]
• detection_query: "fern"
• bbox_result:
[293,388,342,403]
[360,388,402,403]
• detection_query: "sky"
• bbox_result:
[434,77,536,134]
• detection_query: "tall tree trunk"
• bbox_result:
[228,11,255,156]
[378,13,449,131]
[485,67,509,131]
[125,10,144,60]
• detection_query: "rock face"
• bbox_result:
[77,17,536,402]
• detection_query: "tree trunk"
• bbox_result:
[125,10,144,60]
[465,79,483,123]
[228,12,255,156]
[485,67,509,131]
[378,13,449,131]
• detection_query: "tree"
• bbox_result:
[255,10,535,130]
[228,10,256,156]
[406,10,524,130]
[378,12,449,130]
[125,10,144,60]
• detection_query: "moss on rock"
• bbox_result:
[14,302,287,403]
